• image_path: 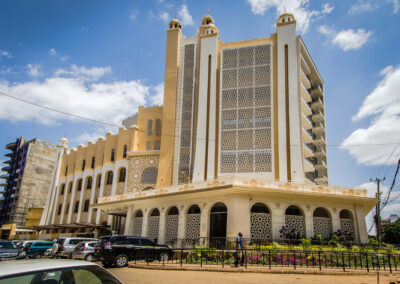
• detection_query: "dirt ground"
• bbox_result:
[109,267,399,284]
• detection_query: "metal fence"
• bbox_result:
[134,248,400,273]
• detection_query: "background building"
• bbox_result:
[0,137,60,239]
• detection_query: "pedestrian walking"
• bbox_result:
[235,232,244,267]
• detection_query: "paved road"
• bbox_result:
[109,267,399,284]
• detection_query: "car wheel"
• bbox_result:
[115,254,129,268]
[34,252,43,259]
[159,252,169,262]
[85,254,93,262]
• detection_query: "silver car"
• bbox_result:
[71,241,97,262]
[51,237,98,258]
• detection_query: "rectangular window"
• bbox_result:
[147,120,153,136]
[123,145,127,158]
[91,157,95,169]
[154,141,160,150]
[155,119,161,136]
[111,149,115,162]
[146,141,151,151]
[65,166,68,176]
[82,159,86,171]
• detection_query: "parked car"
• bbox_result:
[51,237,98,259]
[25,241,54,258]
[71,241,97,262]
[0,259,123,283]
[94,235,173,268]
[0,241,26,261]
[15,240,39,250]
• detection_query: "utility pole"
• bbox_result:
[371,177,385,245]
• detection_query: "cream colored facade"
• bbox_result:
[42,13,375,243]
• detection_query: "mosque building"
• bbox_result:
[40,13,376,245]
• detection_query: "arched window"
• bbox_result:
[110,149,115,162]
[313,207,332,239]
[147,120,153,136]
[123,145,128,158]
[60,184,65,195]
[86,177,92,189]
[339,209,355,238]
[250,203,271,241]
[74,201,79,213]
[155,119,161,136]
[77,179,82,191]
[166,206,179,244]
[141,167,158,184]
[119,168,126,182]
[106,171,113,185]
[96,174,102,188]
[283,205,305,239]
[83,200,90,212]
[148,208,160,241]
[133,210,143,236]
[57,204,62,215]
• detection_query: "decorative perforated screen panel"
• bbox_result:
[147,216,160,241]
[178,44,197,184]
[133,217,143,236]
[340,219,354,236]
[313,216,332,239]
[220,44,273,174]
[165,215,179,244]
[285,215,305,237]
[186,213,201,240]
[250,213,272,240]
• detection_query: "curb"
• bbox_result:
[128,264,400,276]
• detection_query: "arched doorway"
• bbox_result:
[339,209,355,238]
[313,207,332,239]
[147,208,160,242]
[133,210,143,236]
[165,206,179,245]
[186,205,201,246]
[283,205,305,239]
[209,202,227,248]
[250,203,272,242]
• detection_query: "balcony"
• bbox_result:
[311,85,323,98]
[0,174,9,180]
[312,110,324,123]
[301,54,311,75]
[315,174,328,185]
[6,142,16,150]
[311,97,324,111]
[301,83,312,103]
[300,69,311,90]
[313,135,326,147]
[1,166,11,172]
[5,152,13,158]
[303,143,314,158]
[314,147,327,159]
[301,97,312,116]
[302,113,313,130]
[302,127,313,143]
[312,121,325,135]
[315,160,328,171]
[3,160,12,165]
[304,158,314,172]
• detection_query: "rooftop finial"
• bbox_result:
[207,8,210,15]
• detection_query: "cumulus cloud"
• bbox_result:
[160,11,170,23]
[149,82,164,105]
[341,65,400,165]
[388,0,400,13]
[0,65,162,126]
[178,4,193,26]
[0,50,12,59]
[246,0,334,34]
[49,48,57,56]
[54,64,111,81]
[130,10,138,20]
[318,25,372,51]
[26,64,42,77]
[348,1,376,15]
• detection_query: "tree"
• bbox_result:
[382,219,400,244]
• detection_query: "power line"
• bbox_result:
[1,89,400,147]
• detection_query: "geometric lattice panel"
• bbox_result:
[250,213,271,240]
[133,217,143,237]
[165,215,179,244]
[313,217,332,239]
[186,214,201,240]
[285,215,305,237]
[220,44,273,174]
[126,154,159,192]
[340,219,354,236]
[147,216,160,241]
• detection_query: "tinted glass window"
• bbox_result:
[0,242,16,249]
[128,238,139,245]
[88,243,96,248]
[140,239,155,246]
[68,239,83,245]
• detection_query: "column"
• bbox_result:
[67,178,78,224]
[111,167,119,195]
[271,204,285,239]
[177,205,187,247]
[354,205,368,243]
[77,174,89,223]
[95,171,107,224]
[158,209,167,244]
[124,206,134,235]
[141,209,150,237]
[87,170,100,224]
[331,209,340,233]
[304,210,313,238]
[200,204,210,246]
[226,196,250,239]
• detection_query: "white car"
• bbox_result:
[0,259,123,283]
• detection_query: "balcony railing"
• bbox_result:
[301,83,312,102]
[303,143,314,158]
[304,158,314,170]
[311,97,324,111]
[302,127,313,143]
[302,113,313,129]
[311,84,323,98]
[315,160,327,169]
[301,54,311,75]
[314,147,327,157]
[300,69,311,89]
[312,110,324,123]
[301,97,312,116]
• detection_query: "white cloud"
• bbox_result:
[0,50,12,59]
[26,64,42,77]
[0,65,162,126]
[130,10,138,20]
[55,64,111,81]
[388,0,399,13]
[60,55,69,62]
[246,0,334,34]
[71,128,110,145]
[318,25,372,51]
[178,4,193,26]
[160,11,170,23]
[149,82,164,105]
[49,48,57,56]
[341,65,400,165]
[348,1,376,15]
[148,10,156,21]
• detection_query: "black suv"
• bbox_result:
[94,235,173,268]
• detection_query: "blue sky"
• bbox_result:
[1,0,400,227]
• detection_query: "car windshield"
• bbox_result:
[0,242,17,249]
[54,238,66,245]
[0,265,121,284]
